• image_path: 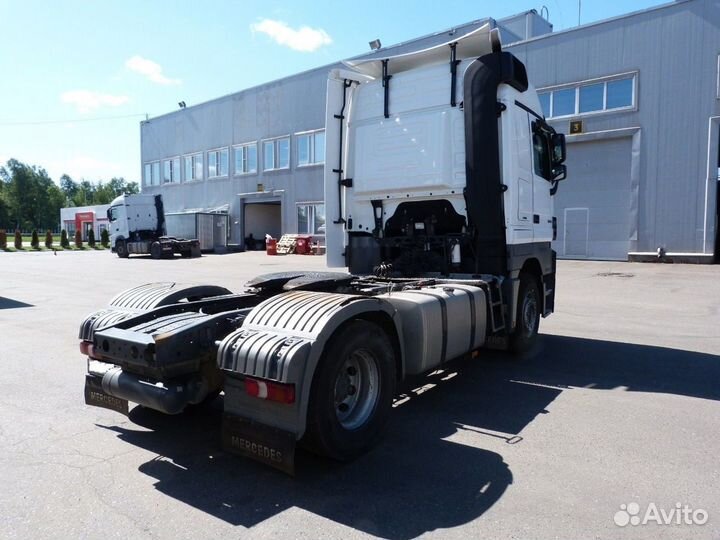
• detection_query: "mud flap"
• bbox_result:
[84,375,129,415]
[222,413,296,475]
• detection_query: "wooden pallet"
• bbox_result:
[276,234,298,254]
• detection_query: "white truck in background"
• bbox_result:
[107,193,201,259]
[80,25,566,474]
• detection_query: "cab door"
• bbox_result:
[531,121,554,242]
[513,108,534,227]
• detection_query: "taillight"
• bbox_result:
[80,340,99,359]
[245,377,295,404]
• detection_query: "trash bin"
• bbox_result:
[266,237,277,255]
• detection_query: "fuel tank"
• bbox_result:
[379,284,486,374]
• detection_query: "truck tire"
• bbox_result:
[116,239,129,259]
[509,272,540,354]
[150,241,162,259]
[303,319,396,461]
[191,246,201,258]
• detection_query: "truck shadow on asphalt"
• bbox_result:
[0,297,33,309]
[97,334,720,539]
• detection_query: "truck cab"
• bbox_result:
[106,193,200,259]
[107,193,165,248]
[325,24,566,338]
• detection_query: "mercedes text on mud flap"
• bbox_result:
[80,26,567,473]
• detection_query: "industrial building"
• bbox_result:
[59,204,110,241]
[140,0,720,261]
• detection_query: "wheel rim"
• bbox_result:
[521,289,538,338]
[334,349,379,430]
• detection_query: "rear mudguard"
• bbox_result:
[79,282,233,341]
[217,290,405,438]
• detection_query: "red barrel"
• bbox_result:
[266,237,277,255]
[295,236,311,255]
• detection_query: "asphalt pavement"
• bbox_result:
[0,250,718,539]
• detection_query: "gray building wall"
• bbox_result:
[141,65,333,245]
[140,0,719,259]
[506,0,720,258]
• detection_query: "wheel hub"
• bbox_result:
[333,350,379,430]
[521,290,538,338]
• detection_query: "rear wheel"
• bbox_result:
[303,320,396,461]
[116,239,129,258]
[509,272,541,354]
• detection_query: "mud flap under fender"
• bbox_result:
[222,413,296,475]
[84,374,129,415]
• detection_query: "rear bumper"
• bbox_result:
[84,362,214,415]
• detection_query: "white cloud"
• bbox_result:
[250,18,332,52]
[60,90,130,114]
[125,55,181,85]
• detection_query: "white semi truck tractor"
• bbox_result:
[80,26,566,473]
[107,193,201,259]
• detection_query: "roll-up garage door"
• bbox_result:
[553,137,632,260]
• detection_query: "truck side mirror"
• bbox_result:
[552,133,566,165]
[552,164,567,181]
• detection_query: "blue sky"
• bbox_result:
[0,0,669,183]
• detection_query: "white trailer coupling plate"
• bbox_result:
[222,413,296,475]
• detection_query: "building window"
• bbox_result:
[163,157,181,183]
[263,137,290,171]
[579,83,603,113]
[606,78,633,109]
[152,162,160,186]
[183,153,203,182]
[538,93,550,118]
[233,142,257,175]
[538,72,637,119]
[207,148,228,178]
[552,88,575,117]
[296,129,325,166]
[144,161,161,186]
[297,203,325,235]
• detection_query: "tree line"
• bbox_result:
[0,159,139,231]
